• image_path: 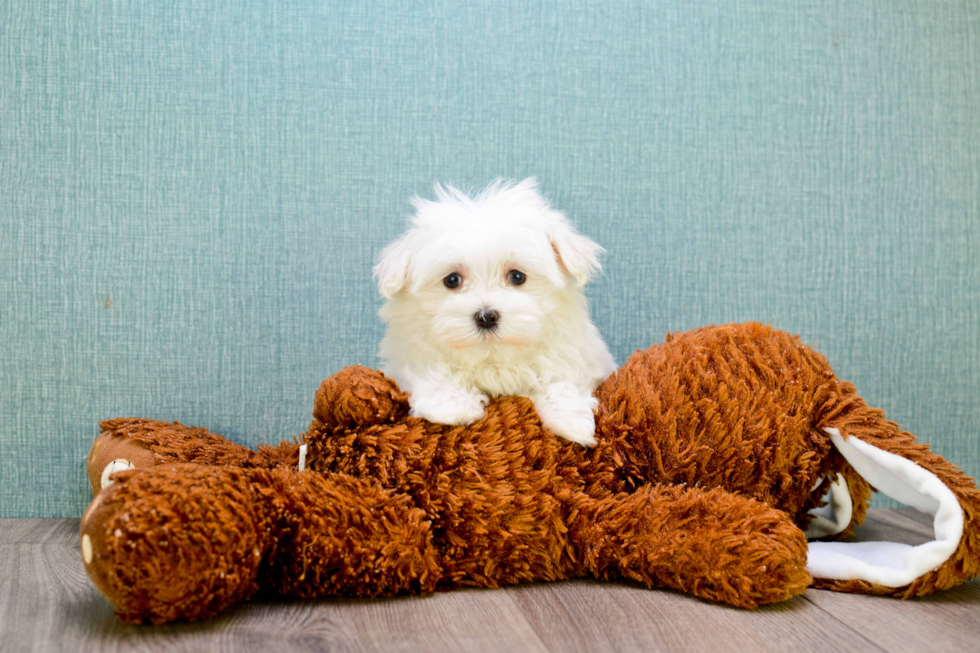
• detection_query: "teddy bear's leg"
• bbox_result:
[581,483,811,608]
[807,390,980,597]
[88,418,299,496]
[80,463,439,624]
[259,468,440,600]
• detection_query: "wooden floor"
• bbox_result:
[1,509,978,653]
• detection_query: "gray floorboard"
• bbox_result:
[0,510,978,653]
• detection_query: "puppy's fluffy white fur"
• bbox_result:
[374,179,616,446]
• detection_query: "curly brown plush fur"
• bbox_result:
[79,323,980,624]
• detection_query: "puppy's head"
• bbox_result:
[375,179,602,352]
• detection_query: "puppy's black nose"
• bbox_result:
[474,308,500,330]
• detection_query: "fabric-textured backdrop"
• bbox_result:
[1,1,978,517]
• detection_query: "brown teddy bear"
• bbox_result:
[79,323,980,624]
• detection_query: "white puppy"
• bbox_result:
[374,179,616,446]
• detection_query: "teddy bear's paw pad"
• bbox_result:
[100,459,134,490]
[81,532,94,564]
[807,428,964,587]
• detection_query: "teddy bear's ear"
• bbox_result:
[549,221,604,287]
[373,236,412,299]
[806,425,980,595]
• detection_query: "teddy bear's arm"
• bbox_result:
[313,366,409,429]
[89,365,407,496]
[581,483,811,608]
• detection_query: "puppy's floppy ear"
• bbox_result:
[373,236,413,299]
[550,221,604,287]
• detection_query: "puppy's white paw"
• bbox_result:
[533,383,599,447]
[541,408,598,447]
[409,386,488,425]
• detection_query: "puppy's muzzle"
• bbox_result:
[474,309,500,331]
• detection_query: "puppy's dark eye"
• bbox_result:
[508,270,526,286]
[443,273,462,289]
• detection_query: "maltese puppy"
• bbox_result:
[373,179,616,446]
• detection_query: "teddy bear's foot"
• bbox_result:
[807,427,980,596]
[80,464,272,624]
[80,463,441,624]
[584,484,811,608]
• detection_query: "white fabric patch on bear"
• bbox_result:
[100,459,134,490]
[805,473,852,539]
[807,428,964,587]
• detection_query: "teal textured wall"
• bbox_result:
[1,1,978,517]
